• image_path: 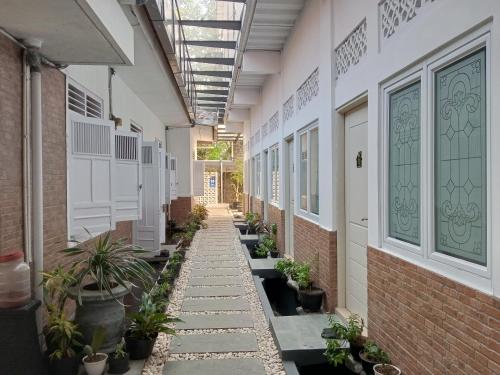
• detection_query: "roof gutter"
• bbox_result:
[226,0,257,117]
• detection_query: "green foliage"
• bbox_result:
[62,231,154,303]
[197,141,232,160]
[294,263,311,290]
[46,313,82,361]
[254,243,269,258]
[275,258,297,278]
[128,294,180,340]
[329,314,364,344]
[112,339,127,359]
[230,159,244,203]
[41,265,77,318]
[245,212,261,233]
[192,204,208,221]
[324,338,350,367]
[363,341,390,364]
[83,326,107,360]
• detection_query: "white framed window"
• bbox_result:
[298,122,319,218]
[255,154,261,197]
[68,80,104,119]
[380,29,491,289]
[269,145,280,205]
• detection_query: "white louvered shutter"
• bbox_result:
[69,113,115,241]
[159,147,166,244]
[165,153,171,205]
[170,156,178,200]
[114,130,142,222]
[193,160,205,196]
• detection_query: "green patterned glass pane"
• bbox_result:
[435,48,487,266]
[389,81,421,245]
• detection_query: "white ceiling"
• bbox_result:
[0,0,131,64]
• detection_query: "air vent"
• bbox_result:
[68,83,103,119]
[115,134,138,161]
[72,121,111,155]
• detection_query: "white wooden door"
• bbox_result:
[345,104,368,322]
[263,150,269,221]
[134,141,161,253]
[170,157,178,200]
[285,140,295,257]
[159,148,166,244]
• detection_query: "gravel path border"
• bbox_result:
[141,209,285,375]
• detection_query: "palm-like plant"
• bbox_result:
[62,231,154,303]
[41,265,77,317]
[128,294,180,339]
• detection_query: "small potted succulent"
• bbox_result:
[359,341,391,375]
[125,294,179,360]
[108,339,130,374]
[82,326,107,375]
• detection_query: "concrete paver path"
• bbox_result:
[142,206,285,375]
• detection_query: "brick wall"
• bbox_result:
[268,204,285,255]
[368,246,500,375]
[41,65,68,270]
[170,196,194,225]
[243,193,249,214]
[0,34,24,255]
[250,196,264,217]
[294,215,337,311]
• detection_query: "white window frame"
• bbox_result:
[269,144,280,206]
[379,27,492,292]
[255,153,261,198]
[297,121,319,221]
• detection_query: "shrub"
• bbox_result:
[275,258,297,278]
[324,338,350,367]
[294,263,311,290]
[362,341,390,364]
[192,204,208,221]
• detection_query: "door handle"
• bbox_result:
[361,218,368,222]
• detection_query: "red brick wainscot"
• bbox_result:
[169,196,194,225]
[293,215,337,312]
[268,204,285,255]
[368,246,500,375]
[250,196,264,217]
[243,193,250,214]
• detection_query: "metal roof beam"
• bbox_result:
[194,81,230,87]
[193,71,232,78]
[198,97,228,102]
[179,20,241,30]
[197,103,226,108]
[197,89,229,95]
[216,0,246,3]
[185,40,237,49]
[188,57,235,65]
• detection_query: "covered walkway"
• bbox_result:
[143,207,285,375]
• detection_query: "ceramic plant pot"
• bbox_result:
[125,332,157,360]
[298,287,324,312]
[108,352,130,374]
[82,353,108,375]
[373,364,401,375]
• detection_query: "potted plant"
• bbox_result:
[63,231,154,352]
[374,364,401,375]
[275,258,297,278]
[324,314,365,359]
[294,263,324,312]
[125,294,179,360]
[245,212,260,234]
[253,242,269,258]
[45,313,82,375]
[82,326,107,375]
[192,204,208,221]
[108,339,130,374]
[359,341,391,375]
[324,336,351,367]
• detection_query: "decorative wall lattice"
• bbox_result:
[335,19,367,76]
[262,122,268,138]
[196,172,218,206]
[283,95,294,123]
[380,0,436,41]
[269,111,279,133]
[296,68,319,111]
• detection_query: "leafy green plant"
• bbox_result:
[275,258,297,278]
[192,204,208,221]
[128,294,180,339]
[329,314,364,345]
[46,313,82,361]
[324,338,351,367]
[41,265,77,318]
[294,263,311,290]
[362,341,390,364]
[83,326,107,360]
[112,339,127,359]
[62,231,154,303]
[254,243,269,258]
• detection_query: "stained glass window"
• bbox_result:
[435,48,487,266]
[389,81,421,245]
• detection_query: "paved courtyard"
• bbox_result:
[142,207,285,375]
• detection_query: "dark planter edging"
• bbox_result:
[252,276,275,324]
